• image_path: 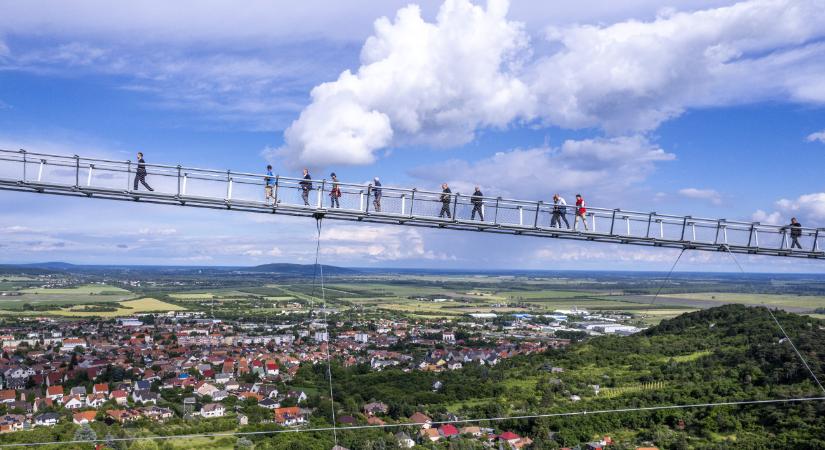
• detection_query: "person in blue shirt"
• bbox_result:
[264,165,275,205]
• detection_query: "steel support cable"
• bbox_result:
[310,217,338,446]
[721,246,825,395]
[2,396,824,448]
[645,248,687,319]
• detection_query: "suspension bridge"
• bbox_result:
[0,148,822,259]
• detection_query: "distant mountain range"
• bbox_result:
[0,262,359,276]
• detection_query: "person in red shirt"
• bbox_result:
[574,194,589,231]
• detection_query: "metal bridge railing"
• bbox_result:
[1,148,823,257]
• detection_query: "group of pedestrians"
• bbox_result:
[129,153,810,249]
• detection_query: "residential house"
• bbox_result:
[363,402,388,416]
[132,390,159,405]
[92,383,109,395]
[273,407,305,426]
[34,413,59,427]
[421,428,440,442]
[0,390,15,404]
[439,424,459,439]
[409,412,432,429]
[259,398,279,410]
[141,406,173,422]
[107,409,140,423]
[200,403,225,418]
[45,386,64,401]
[72,411,97,425]
[86,393,107,408]
[395,432,415,448]
[110,390,128,405]
[62,395,84,409]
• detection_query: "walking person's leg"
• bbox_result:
[561,213,570,229]
[302,189,309,206]
[139,174,153,191]
[582,213,589,230]
[551,212,559,228]
[133,174,140,191]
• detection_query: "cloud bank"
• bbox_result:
[279,0,825,166]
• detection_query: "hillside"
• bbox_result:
[292,305,825,449]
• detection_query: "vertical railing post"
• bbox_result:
[273,176,280,206]
[452,193,459,220]
[87,164,94,186]
[780,227,787,250]
[365,186,371,213]
[182,173,188,196]
[646,213,654,238]
[401,193,406,215]
[37,159,45,182]
[317,180,325,208]
[691,222,696,241]
[533,201,542,229]
[226,170,233,201]
[360,190,365,212]
[591,213,596,232]
[126,160,132,190]
[813,229,821,252]
[493,197,500,224]
[409,189,416,218]
[176,165,182,197]
[714,220,722,245]
[20,149,27,182]
[625,216,631,236]
[74,155,80,188]
[518,205,523,226]
[659,220,664,239]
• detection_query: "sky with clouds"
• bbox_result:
[2,0,825,272]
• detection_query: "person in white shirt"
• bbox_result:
[551,194,570,229]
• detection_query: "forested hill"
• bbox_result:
[289,305,825,449]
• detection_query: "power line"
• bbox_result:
[3,396,823,448]
[722,246,825,395]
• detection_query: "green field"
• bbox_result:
[0,283,136,310]
[655,292,825,309]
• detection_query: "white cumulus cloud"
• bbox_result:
[775,192,825,221]
[678,188,722,205]
[276,0,533,167]
[807,130,825,143]
[278,0,825,166]
[409,135,674,199]
[751,209,782,225]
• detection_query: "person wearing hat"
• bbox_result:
[329,172,341,208]
[370,177,382,212]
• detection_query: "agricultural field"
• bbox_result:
[652,292,825,309]
[47,298,186,317]
[0,283,136,311]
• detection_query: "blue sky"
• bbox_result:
[1,0,825,272]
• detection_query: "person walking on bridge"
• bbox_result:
[439,183,452,218]
[370,177,382,212]
[573,194,588,231]
[133,152,154,192]
[785,217,803,249]
[551,194,569,229]
[329,173,341,208]
[300,169,312,206]
[471,186,484,221]
[264,165,275,205]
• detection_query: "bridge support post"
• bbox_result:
[20,149,26,182]
[74,154,80,188]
